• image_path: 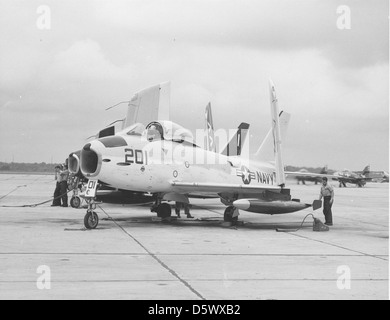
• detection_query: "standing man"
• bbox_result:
[58,163,69,207]
[51,165,62,207]
[319,177,334,226]
[175,202,194,218]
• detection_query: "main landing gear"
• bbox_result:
[70,196,82,208]
[224,206,239,224]
[84,198,99,229]
[68,175,85,209]
[151,200,172,219]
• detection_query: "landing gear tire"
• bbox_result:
[156,203,172,219]
[224,206,235,222]
[224,206,238,225]
[70,196,81,208]
[84,211,99,229]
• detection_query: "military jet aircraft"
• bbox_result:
[381,172,389,183]
[68,85,247,208]
[286,166,329,185]
[333,165,372,187]
[78,80,321,229]
[285,165,372,188]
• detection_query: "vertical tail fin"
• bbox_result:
[123,82,170,129]
[205,102,217,152]
[205,102,250,156]
[220,123,250,156]
[362,165,370,176]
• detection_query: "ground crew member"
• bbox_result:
[175,202,194,218]
[58,164,69,207]
[319,177,334,226]
[51,164,69,207]
[51,165,62,207]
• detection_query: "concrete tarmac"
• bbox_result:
[0,173,388,300]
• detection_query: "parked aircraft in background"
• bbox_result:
[78,80,321,229]
[286,165,377,188]
[287,166,329,185]
[381,171,389,183]
[357,166,389,183]
[333,165,372,188]
[353,165,371,178]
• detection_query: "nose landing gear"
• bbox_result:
[84,199,99,229]
[84,210,99,229]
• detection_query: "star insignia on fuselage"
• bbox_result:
[236,166,255,185]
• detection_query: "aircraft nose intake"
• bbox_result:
[80,143,101,177]
[68,152,80,174]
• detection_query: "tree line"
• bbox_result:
[0,162,60,173]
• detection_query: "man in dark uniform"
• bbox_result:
[58,164,69,207]
[319,177,334,226]
[51,165,62,207]
[175,202,194,218]
[52,163,69,207]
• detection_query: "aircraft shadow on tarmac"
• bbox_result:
[96,215,314,231]
[64,204,316,231]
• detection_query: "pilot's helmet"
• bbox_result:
[147,124,163,141]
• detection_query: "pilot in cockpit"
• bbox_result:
[147,123,164,142]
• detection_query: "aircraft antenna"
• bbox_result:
[106,119,125,127]
[105,101,131,111]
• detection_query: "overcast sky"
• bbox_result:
[0,0,388,171]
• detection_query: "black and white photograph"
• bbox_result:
[0,0,388,303]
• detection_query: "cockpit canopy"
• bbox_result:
[125,123,146,136]
[112,123,145,138]
[144,121,194,143]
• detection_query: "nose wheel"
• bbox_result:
[84,198,99,229]
[84,210,99,229]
